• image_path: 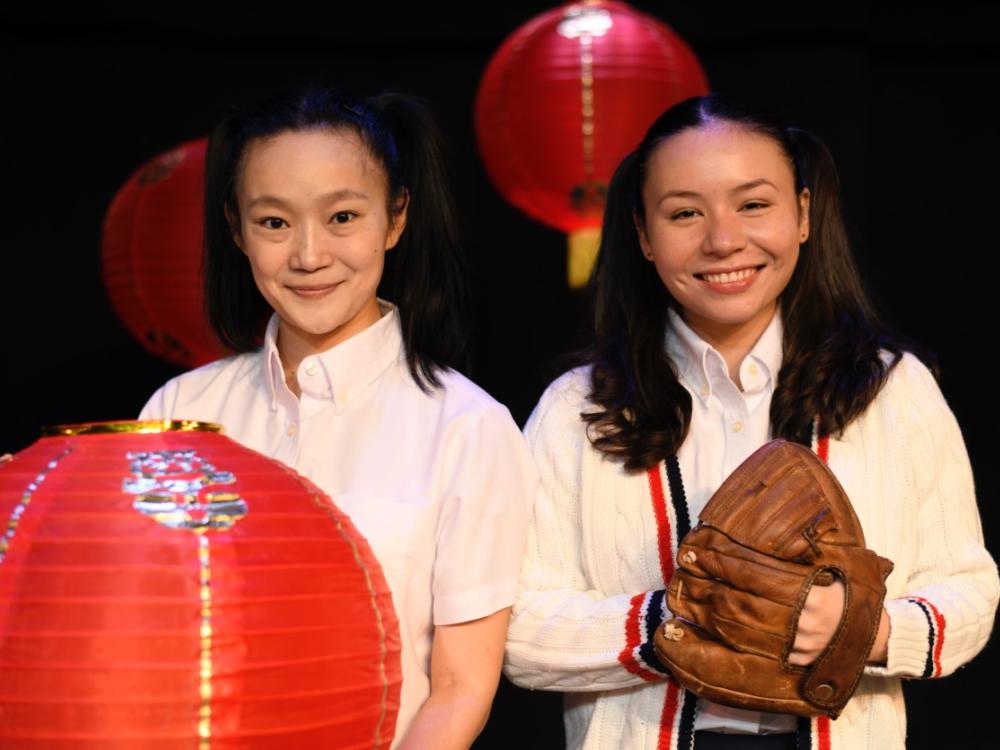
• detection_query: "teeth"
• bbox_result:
[702,268,756,284]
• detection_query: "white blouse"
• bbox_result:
[141,305,536,745]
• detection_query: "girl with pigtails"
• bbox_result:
[504,94,997,749]
[142,89,536,748]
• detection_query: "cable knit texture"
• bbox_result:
[505,353,998,750]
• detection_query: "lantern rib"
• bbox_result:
[0,448,73,566]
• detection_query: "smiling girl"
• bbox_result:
[504,95,997,749]
[141,89,536,749]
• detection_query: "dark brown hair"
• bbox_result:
[203,88,468,391]
[581,94,921,470]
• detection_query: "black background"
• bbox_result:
[3,2,998,747]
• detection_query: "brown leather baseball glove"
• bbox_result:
[653,439,893,718]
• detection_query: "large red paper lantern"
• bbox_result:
[475,0,709,286]
[0,421,400,748]
[102,139,226,367]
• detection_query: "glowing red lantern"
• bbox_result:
[475,0,709,286]
[102,139,226,367]
[0,421,400,748]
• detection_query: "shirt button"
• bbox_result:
[748,363,759,376]
[700,385,709,397]
[304,361,319,376]
[732,420,744,433]
[287,424,298,437]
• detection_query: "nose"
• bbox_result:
[702,211,746,256]
[290,222,332,272]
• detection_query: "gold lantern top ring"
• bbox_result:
[41,420,224,437]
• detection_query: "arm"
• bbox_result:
[866,355,997,679]
[397,609,509,750]
[504,371,670,692]
[791,356,996,672]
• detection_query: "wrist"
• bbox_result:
[866,607,890,665]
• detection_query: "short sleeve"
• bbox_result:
[138,382,172,420]
[431,402,536,625]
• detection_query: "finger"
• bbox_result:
[787,644,819,666]
[795,579,845,638]
[789,580,845,665]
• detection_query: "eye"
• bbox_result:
[257,217,288,230]
[669,208,700,221]
[331,211,356,225]
[741,200,770,211]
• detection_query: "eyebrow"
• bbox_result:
[655,178,779,205]
[246,189,371,210]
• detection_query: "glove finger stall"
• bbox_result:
[678,529,817,605]
[668,570,794,660]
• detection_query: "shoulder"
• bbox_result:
[524,366,593,447]
[140,351,260,419]
[427,368,522,435]
[876,350,945,412]
[425,370,537,489]
[853,350,960,450]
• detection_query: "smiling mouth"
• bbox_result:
[696,266,762,284]
[288,283,340,296]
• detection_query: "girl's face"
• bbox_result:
[233,128,405,355]
[636,123,809,346]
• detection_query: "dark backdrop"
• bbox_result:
[3,2,997,747]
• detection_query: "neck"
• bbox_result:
[275,299,383,398]
[684,304,777,388]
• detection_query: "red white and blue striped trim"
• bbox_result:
[906,595,946,678]
[658,682,698,750]
[619,590,670,681]
[618,455,693,681]
[797,715,832,750]
[615,451,699,744]
[792,428,834,750]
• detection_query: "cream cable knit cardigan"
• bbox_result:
[505,353,998,750]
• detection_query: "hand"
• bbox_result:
[789,579,845,666]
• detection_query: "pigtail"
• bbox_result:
[575,94,930,469]
[203,114,271,353]
[772,127,907,439]
[369,92,470,391]
[582,151,692,470]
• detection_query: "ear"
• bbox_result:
[225,205,245,253]
[385,188,410,251]
[633,208,655,261]
[797,188,811,244]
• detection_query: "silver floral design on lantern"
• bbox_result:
[123,449,247,531]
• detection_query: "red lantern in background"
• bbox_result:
[102,139,226,367]
[0,421,401,748]
[475,0,709,286]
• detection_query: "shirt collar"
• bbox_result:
[665,307,784,404]
[262,300,405,412]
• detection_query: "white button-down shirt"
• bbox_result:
[141,305,536,744]
[666,308,797,735]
